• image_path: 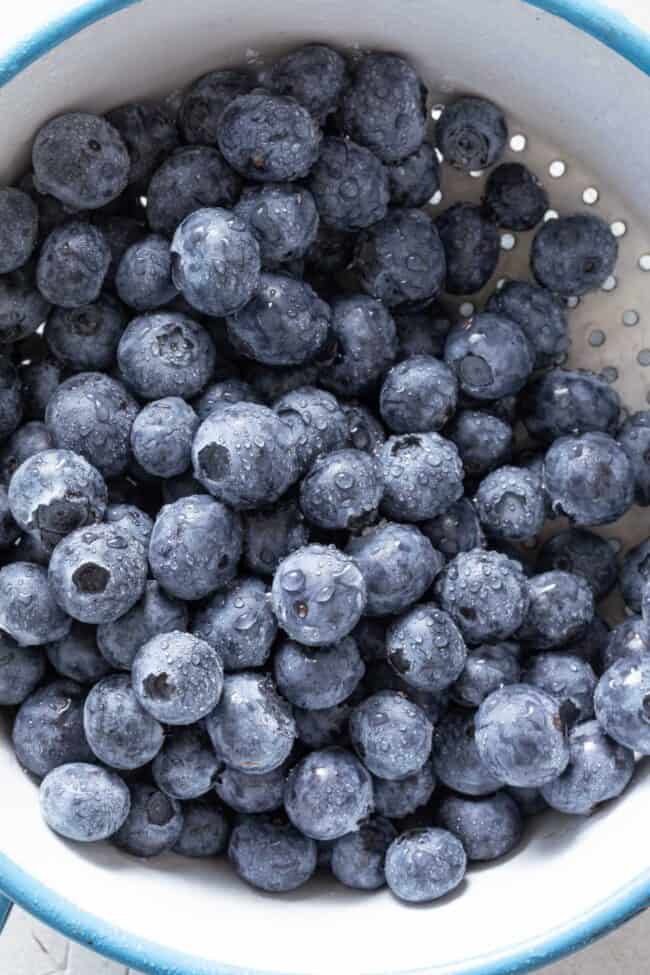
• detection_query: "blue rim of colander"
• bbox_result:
[0,0,649,972]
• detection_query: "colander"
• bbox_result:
[0,1,649,973]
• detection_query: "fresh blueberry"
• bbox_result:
[347,521,442,616]
[130,397,198,478]
[229,814,317,891]
[97,580,186,670]
[214,764,287,814]
[47,621,111,684]
[378,432,464,523]
[342,53,426,163]
[485,280,568,368]
[115,234,178,311]
[387,143,440,208]
[524,652,597,724]
[318,296,398,396]
[32,112,130,209]
[435,203,500,295]
[0,263,51,344]
[451,642,521,708]
[306,137,389,232]
[274,636,364,709]
[173,798,230,858]
[518,571,593,649]
[385,827,466,903]
[152,726,221,801]
[0,560,70,646]
[564,614,611,670]
[235,183,319,266]
[343,402,386,456]
[40,762,130,841]
[475,684,570,787]
[105,102,179,188]
[373,761,435,819]
[432,706,503,796]
[436,97,507,172]
[618,410,650,506]
[84,673,164,769]
[45,294,126,371]
[243,496,309,577]
[179,69,254,145]
[132,631,223,725]
[0,632,46,705]
[350,690,432,780]
[531,214,618,296]
[193,402,297,508]
[594,654,650,753]
[521,368,620,444]
[284,746,373,840]
[192,576,277,671]
[474,465,545,541]
[448,411,512,477]
[386,604,467,692]
[217,91,322,182]
[619,540,650,613]
[444,313,534,399]
[438,792,522,862]
[543,432,634,526]
[194,379,262,422]
[146,147,241,238]
[271,543,366,645]
[264,44,347,124]
[435,549,530,645]
[331,816,397,891]
[117,311,216,400]
[104,503,154,549]
[0,188,39,273]
[299,448,382,531]
[13,679,93,777]
[421,498,486,562]
[36,221,111,308]
[602,616,649,670]
[355,208,446,307]
[114,782,183,857]
[536,529,618,600]
[205,672,295,774]
[149,495,242,600]
[379,355,457,434]
[541,720,635,814]
[483,163,548,231]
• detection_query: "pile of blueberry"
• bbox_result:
[0,42,649,906]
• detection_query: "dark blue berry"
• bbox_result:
[521,368,620,444]
[294,697,355,749]
[229,814,317,891]
[45,294,126,371]
[307,137,389,232]
[243,496,309,577]
[173,799,230,858]
[47,621,111,684]
[380,355,457,433]
[40,763,130,841]
[486,280,568,368]
[531,214,618,296]
[0,188,39,273]
[373,761,435,819]
[435,203,500,295]
[618,410,650,506]
[595,655,650,753]
[118,311,216,400]
[37,222,111,308]
[0,560,70,646]
[132,631,223,725]
[451,642,520,708]
[116,234,178,311]
[105,503,153,548]
[519,571,593,649]
[445,313,534,399]
[343,401,386,456]
[105,102,179,188]
[448,410,512,477]
[130,397,198,478]
[235,183,319,265]
[194,379,262,421]
[432,706,503,796]
[215,764,286,814]
[387,604,467,692]
[265,45,347,124]
[84,673,164,769]
[274,636,364,709]
[438,792,522,861]
[284,746,373,840]
[474,465,545,541]
[0,632,45,705]
[13,679,92,777]
[525,651,597,725]
[385,827,466,903]
[0,263,51,344]
[602,616,649,671]
[152,726,220,800]
[179,69,254,145]
[387,143,439,208]
[146,147,241,238]
[421,498,485,562]
[299,448,382,530]
[97,580,187,670]
[114,783,183,856]
[192,575,277,671]
[619,539,650,613]
[436,97,507,172]
[536,529,618,600]
[483,163,548,230]
[319,295,398,395]
[332,816,397,890]
[350,690,432,780]
[543,432,634,526]
[378,432,464,522]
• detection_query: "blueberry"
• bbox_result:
[114,783,183,857]
[342,53,426,164]
[179,69,255,145]
[385,827,466,903]
[318,296,398,396]
[343,402,386,456]
[451,642,520,708]
[13,679,93,777]
[306,137,389,232]
[373,761,435,819]
[436,203,500,294]
[486,280,568,368]
[541,720,635,814]
[217,91,322,182]
[475,684,570,787]
[618,411,650,506]
[521,368,620,444]
[299,448,382,531]
[284,746,373,840]
[0,188,39,273]
[543,432,634,526]
[354,209,446,308]
[192,576,277,671]
[49,523,147,624]
[149,495,241,601]
[115,234,178,311]
[130,397,198,479]
[435,549,530,645]
[227,272,330,366]
[146,147,241,238]
[194,379,262,421]
[132,631,223,725]
[602,616,649,670]
[619,540,650,613]
[437,792,522,862]
[0,263,51,344]
[118,311,216,400]
[565,614,611,669]
[444,313,534,399]
[243,497,309,577]
[105,102,179,188]
[104,503,154,548]
[421,498,486,562]
[205,672,295,774]
[524,652,597,725]
[84,673,164,769]
[45,295,126,372]
[215,764,287,814]
[32,112,130,209]
[387,604,467,693]
[350,690,432,780]
[294,697,355,749]
[229,814,317,891]
[474,465,545,541]
[387,143,440,208]
[45,373,139,478]
[274,636,364,709]
[193,402,297,509]
[379,355,457,434]
[378,432,464,523]
[272,543,366,645]
[483,163,548,231]
[448,411,512,478]
[265,44,347,124]
[432,707,503,796]
[536,529,618,600]
[436,97,507,172]
[173,798,230,858]
[0,560,70,646]
[151,726,220,801]
[519,571,594,649]
[40,762,130,841]
[47,621,111,684]
[331,816,397,891]
[36,221,111,308]
[235,183,319,266]
[96,580,186,671]
[347,521,442,616]
[595,654,650,753]
[532,214,618,296]
[0,632,46,705]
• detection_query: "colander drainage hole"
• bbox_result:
[610,220,627,238]
[510,134,526,152]
[582,187,599,205]
[500,233,516,251]
[549,160,566,178]
[622,310,639,327]
[589,329,605,347]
